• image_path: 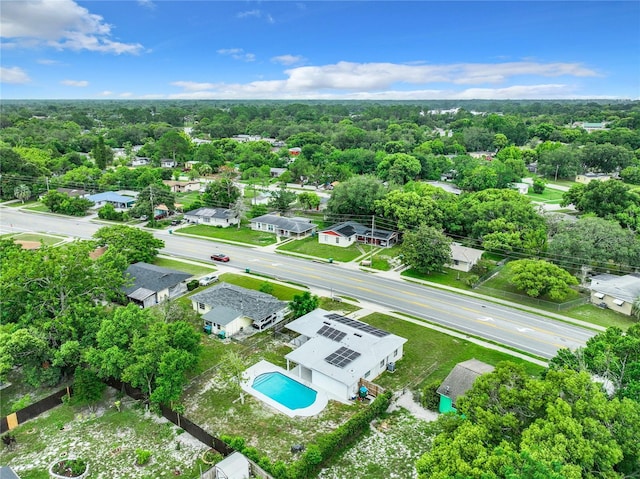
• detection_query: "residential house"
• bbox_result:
[123,262,191,308]
[270,167,288,178]
[589,273,640,316]
[575,173,613,184]
[436,359,495,413]
[318,221,398,248]
[284,309,407,401]
[183,207,239,227]
[162,180,201,193]
[190,283,288,335]
[160,159,177,168]
[573,121,608,133]
[131,156,150,167]
[153,204,170,219]
[87,192,135,209]
[184,160,200,171]
[448,243,484,272]
[250,214,316,239]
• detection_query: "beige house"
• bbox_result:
[575,173,613,184]
[448,243,484,272]
[589,273,640,316]
[162,180,200,193]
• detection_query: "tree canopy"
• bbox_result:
[93,225,165,264]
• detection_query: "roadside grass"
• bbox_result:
[4,200,37,208]
[22,203,50,213]
[318,297,360,313]
[153,257,214,276]
[361,312,545,391]
[177,225,277,246]
[0,390,210,479]
[318,409,432,479]
[402,267,475,290]
[276,237,361,262]
[562,303,635,330]
[365,245,403,271]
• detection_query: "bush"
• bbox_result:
[532,177,546,193]
[421,380,441,411]
[186,279,200,291]
[10,394,32,413]
[135,449,151,465]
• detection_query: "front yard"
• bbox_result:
[177,224,277,246]
[276,236,362,262]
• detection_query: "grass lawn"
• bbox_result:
[177,225,277,246]
[4,200,38,208]
[23,203,50,213]
[402,267,475,290]
[562,303,636,330]
[365,245,403,271]
[216,272,305,300]
[526,187,565,204]
[361,312,545,392]
[153,257,214,276]
[277,236,362,262]
[0,390,211,479]
[175,191,201,204]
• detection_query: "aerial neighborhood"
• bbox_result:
[1,99,639,478]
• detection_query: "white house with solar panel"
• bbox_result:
[284,309,407,401]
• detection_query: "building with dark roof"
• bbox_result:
[123,262,192,308]
[589,273,640,316]
[190,283,288,334]
[319,221,398,248]
[184,207,239,227]
[249,214,316,239]
[436,359,495,413]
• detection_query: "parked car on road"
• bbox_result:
[210,253,230,262]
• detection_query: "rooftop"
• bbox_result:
[190,283,287,321]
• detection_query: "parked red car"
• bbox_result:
[210,253,230,262]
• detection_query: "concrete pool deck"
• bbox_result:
[242,360,329,417]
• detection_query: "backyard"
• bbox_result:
[0,389,210,479]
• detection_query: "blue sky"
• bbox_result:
[1,1,639,100]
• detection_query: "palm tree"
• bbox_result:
[14,184,31,204]
[632,296,640,320]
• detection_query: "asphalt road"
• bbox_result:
[0,207,596,359]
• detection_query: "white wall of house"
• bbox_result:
[251,222,277,234]
[318,232,354,247]
[449,259,473,272]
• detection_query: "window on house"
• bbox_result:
[453,260,459,265]
[394,349,398,357]
[364,370,370,378]
[203,217,209,223]
[336,237,339,244]
[380,359,385,367]
[198,302,205,310]
[268,224,274,231]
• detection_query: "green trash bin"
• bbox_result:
[328,258,333,263]
[245,268,251,273]
[169,229,173,234]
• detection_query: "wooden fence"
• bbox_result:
[1,386,71,434]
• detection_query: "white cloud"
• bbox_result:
[0,66,31,84]
[171,81,218,91]
[237,9,275,23]
[137,0,156,10]
[217,48,256,62]
[61,79,88,87]
[119,92,133,97]
[271,54,305,66]
[0,0,144,54]
[99,90,113,96]
[37,58,61,65]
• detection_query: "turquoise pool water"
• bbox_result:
[252,372,317,410]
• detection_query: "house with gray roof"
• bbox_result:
[123,262,192,308]
[184,207,239,227]
[87,192,136,210]
[190,283,288,334]
[589,273,640,316]
[448,243,484,272]
[436,359,495,413]
[319,221,398,248]
[284,309,407,401]
[249,214,316,239]
[0,467,21,479]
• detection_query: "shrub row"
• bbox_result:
[221,391,393,479]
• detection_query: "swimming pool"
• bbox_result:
[252,372,317,410]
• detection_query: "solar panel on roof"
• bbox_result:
[325,346,361,369]
[317,325,347,342]
[324,313,390,337]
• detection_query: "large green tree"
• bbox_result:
[416,362,640,478]
[508,259,579,300]
[400,225,452,274]
[326,175,387,218]
[93,225,165,264]
[129,184,176,221]
[268,186,298,214]
[202,178,240,208]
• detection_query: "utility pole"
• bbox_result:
[555,164,559,182]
